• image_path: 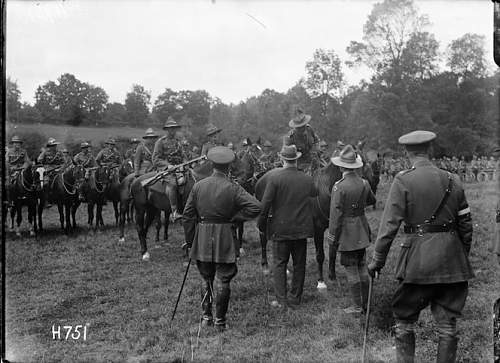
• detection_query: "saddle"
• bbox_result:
[147,172,186,195]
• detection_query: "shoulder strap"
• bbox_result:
[426,172,453,223]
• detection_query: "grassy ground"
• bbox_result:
[4,180,499,362]
[6,122,148,143]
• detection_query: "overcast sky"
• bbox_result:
[6,0,495,106]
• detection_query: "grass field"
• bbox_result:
[4,180,499,362]
[6,123,149,143]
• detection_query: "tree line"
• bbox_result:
[6,0,499,157]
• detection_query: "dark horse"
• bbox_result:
[38,164,85,234]
[80,166,108,230]
[8,165,42,237]
[101,161,134,226]
[128,160,213,259]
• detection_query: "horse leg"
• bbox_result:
[28,200,36,237]
[88,203,94,227]
[10,205,16,232]
[57,203,65,232]
[113,201,119,226]
[155,211,161,243]
[97,203,104,227]
[119,200,128,242]
[15,202,22,237]
[65,203,72,234]
[163,210,169,242]
[313,226,326,288]
[259,230,270,275]
[135,207,148,259]
[37,198,44,233]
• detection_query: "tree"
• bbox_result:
[35,81,60,123]
[102,102,127,125]
[401,31,440,81]
[304,49,344,99]
[125,84,151,127]
[83,85,109,125]
[346,0,429,87]
[7,77,22,123]
[447,33,488,80]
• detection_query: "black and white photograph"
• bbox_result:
[2,0,499,362]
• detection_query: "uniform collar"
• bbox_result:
[411,156,433,168]
[283,163,297,170]
[342,170,357,178]
[212,170,229,178]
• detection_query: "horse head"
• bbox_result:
[119,160,134,181]
[71,164,86,190]
[35,166,49,189]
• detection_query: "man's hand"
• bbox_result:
[181,241,192,251]
[367,261,383,278]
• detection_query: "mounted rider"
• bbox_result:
[125,138,141,166]
[284,107,319,175]
[37,138,66,206]
[313,140,330,169]
[259,140,279,171]
[96,138,123,167]
[61,148,73,169]
[201,123,223,156]
[152,117,186,221]
[134,128,159,176]
[6,136,31,206]
[73,142,97,201]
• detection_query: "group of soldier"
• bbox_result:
[6,106,493,362]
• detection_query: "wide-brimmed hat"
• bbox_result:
[207,146,235,164]
[289,107,311,128]
[206,123,222,136]
[163,117,181,129]
[81,142,90,148]
[279,145,302,161]
[143,128,159,139]
[398,130,436,145]
[331,145,363,169]
[105,138,116,145]
[11,135,22,143]
[46,138,60,147]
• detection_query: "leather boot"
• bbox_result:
[328,243,338,281]
[201,281,213,326]
[360,280,369,312]
[215,284,230,331]
[436,337,457,363]
[349,282,363,310]
[395,331,415,363]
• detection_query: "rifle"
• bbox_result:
[140,155,207,187]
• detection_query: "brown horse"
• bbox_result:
[7,165,42,237]
[127,160,213,259]
[38,164,85,234]
[80,166,108,230]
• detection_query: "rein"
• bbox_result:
[19,169,35,193]
[57,169,77,195]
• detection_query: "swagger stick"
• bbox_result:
[362,275,375,363]
[170,258,192,324]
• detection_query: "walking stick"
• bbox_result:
[171,258,192,324]
[362,275,375,363]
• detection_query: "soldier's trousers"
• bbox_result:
[392,282,468,363]
[164,176,179,213]
[196,261,237,326]
[340,248,369,310]
[273,239,307,305]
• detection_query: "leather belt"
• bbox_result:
[199,217,232,224]
[403,224,455,234]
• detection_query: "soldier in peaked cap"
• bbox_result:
[284,107,319,174]
[96,138,122,166]
[201,123,223,156]
[152,117,186,220]
[325,144,375,309]
[183,146,261,331]
[367,130,473,363]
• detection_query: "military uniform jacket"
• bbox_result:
[373,157,474,284]
[37,149,65,167]
[6,148,30,174]
[201,141,222,157]
[284,125,319,165]
[95,148,122,166]
[259,166,318,241]
[125,147,137,161]
[183,170,262,263]
[152,136,184,169]
[74,152,96,168]
[327,171,376,252]
[134,143,154,175]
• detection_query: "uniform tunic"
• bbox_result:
[152,135,184,169]
[183,170,261,263]
[95,148,122,166]
[73,151,97,168]
[37,149,65,168]
[6,148,30,176]
[372,157,473,284]
[201,141,222,157]
[134,143,154,175]
[327,171,376,252]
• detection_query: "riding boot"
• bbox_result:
[360,280,370,312]
[214,283,231,332]
[201,281,213,327]
[328,243,338,281]
[436,337,458,363]
[395,330,415,363]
